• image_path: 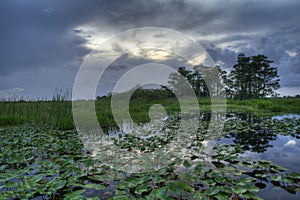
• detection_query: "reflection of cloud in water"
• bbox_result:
[272,114,300,120]
[284,139,296,147]
[239,135,300,199]
[241,135,300,173]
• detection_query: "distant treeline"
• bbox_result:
[166,53,281,100]
[98,53,281,101]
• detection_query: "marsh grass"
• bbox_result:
[0,101,73,129]
[0,97,299,130]
[227,98,300,114]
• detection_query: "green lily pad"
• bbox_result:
[84,183,105,190]
[64,189,85,200]
[233,185,247,194]
[204,186,220,196]
[46,177,66,191]
[134,183,152,195]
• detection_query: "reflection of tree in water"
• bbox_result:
[107,111,277,153]
[199,112,211,122]
[226,112,277,153]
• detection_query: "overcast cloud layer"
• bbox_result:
[0,0,299,99]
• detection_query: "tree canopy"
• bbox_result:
[168,53,280,100]
[229,54,280,100]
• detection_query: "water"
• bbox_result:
[246,135,300,199]
[4,112,297,199]
[271,114,300,120]
[216,113,300,199]
[106,112,300,199]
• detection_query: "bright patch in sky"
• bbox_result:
[131,49,173,61]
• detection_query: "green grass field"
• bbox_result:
[0,98,299,130]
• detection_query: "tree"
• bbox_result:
[230,54,280,100]
[191,65,209,97]
[219,69,234,99]
[230,53,251,100]
[168,66,210,98]
[168,65,227,98]
[251,55,280,98]
[168,66,194,97]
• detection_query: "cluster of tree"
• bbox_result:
[168,65,226,98]
[96,87,175,101]
[168,54,280,100]
[282,95,300,98]
[127,87,175,101]
[96,53,280,101]
[228,54,280,100]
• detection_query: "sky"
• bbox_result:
[0,0,299,100]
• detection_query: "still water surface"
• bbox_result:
[110,112,300,199]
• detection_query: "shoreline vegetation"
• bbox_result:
[0,92,299,130]
[1,53,297,130]
[1,94,300,199]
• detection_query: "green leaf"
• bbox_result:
[270,175,282,182]
[134,183,151,195]
[0,184,6,190]
[26,174,43,183]
[17,180,32,191]
[153,176,165,184]
[281,176,293,183]
[183,160,192,168]
[244,184,260,193]
[126,176,149,187]
[177,181,194,193]
[233,185,247,194]
[214,192,230,200]
[237,177,255,186]
[88,174,109,182]
[46,177,66,191]
[167,182,181,194]
[149,187,170,199]
[220,186,233,194]
[239,191,263,200]
[64,189,85,200]
[193,192,208,200]
[95,184,106,190]
[271,164,288,172]
[255,173,267,178]
[289,172,300,180]
[203,179,216,186]
[115,189,126,196]
[148,188,175,200]
[109,196,136,200]
[204,186,220,196]
[5,180,17,188]
[117,181,136,190]
[84,183,105,190]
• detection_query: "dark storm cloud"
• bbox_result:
[1,0,299,97]
[0,0,96,75]
[93,0,300,89]
[203,43,238,69]
[0,0,189,75]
